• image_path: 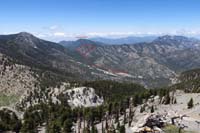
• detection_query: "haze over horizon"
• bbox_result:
[1,0,200,41]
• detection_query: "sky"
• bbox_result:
[0,0,200,41]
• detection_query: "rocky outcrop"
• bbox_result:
[17,83,104,110]
[0,53,38,96]
[130,90,200,133]
[64,87,104,107]
[131,114,164,132]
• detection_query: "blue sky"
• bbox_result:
[0,0,200,41]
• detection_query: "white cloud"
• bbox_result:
[175,29,200,36]
[85,32,164,38]
[2,32,18,35]
[32,30,200,41]
[2,28,200,42]
[49,25,59,30]
[53,32,66,37]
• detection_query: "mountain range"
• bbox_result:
[1,32,200,132]
[89,36,157,44]
[1,32,200,89]
[60,35,200,88]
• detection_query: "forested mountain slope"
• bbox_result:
[60,35,200,88]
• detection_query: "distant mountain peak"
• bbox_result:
[59,39,103,50]
[150,35,200,50]
[155,35,188,41]
[15,32,34,39]
[16,32,37,40]
[13,32,39,47]
[90,36,157,45]
[76,38,96,43]
[18,32,34,36]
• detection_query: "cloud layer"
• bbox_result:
[1,25,200,42]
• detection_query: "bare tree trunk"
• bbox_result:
[102,119,104,133]
[129,102,133,126]
[78,118,81,133]
[124,110,126,125]
[84,117,86,131]
[105,116,108,132]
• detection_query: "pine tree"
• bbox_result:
[140,106,145,113]
[83,127,90,133]
[108,103,113,116]
[174,98,177,104]
[47,121,61,133]
[132,95,140,107]
[123,110,126,125]
[91,125,98,133]
[164,92,171,105]
[128,105,132,127]
[116,122,120,131]
[188,98,194,109]
[63,119,73,133]
[119,125,125,133]
[150,105,154,113]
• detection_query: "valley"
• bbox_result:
[0,32,200,133]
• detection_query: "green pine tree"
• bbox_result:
[119,125,125,133]
[63,119,73,133]
[150,105,154,113]
[188,98,194,109]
